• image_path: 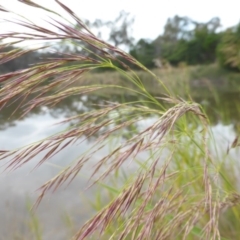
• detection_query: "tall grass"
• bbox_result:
[0,1,240,239]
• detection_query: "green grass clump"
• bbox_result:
[0,1,240,239]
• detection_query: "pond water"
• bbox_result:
[0,87,240,239]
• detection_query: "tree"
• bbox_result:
[153,16,221,66]
[154,16,192,63]
[217,23,240,71]
[129,38,155,69]
[188,17,221,64]
[57,11,135,71]
[106,10,135,49]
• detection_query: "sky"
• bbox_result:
[0,0,240,43]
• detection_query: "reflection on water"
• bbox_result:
[0,87,240,239]
[192,89,240,134]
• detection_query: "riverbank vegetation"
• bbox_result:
[1,7,240,74]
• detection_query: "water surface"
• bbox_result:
[0,88,240,239]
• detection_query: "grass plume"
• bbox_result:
[1,1,240,239]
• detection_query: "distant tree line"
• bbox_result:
[130,16,240,71]
[1,14,240,73]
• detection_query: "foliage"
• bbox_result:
[158,16,221,66]
[0,13,240,73]
[217,24,240,71]
[129,39,156,69]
